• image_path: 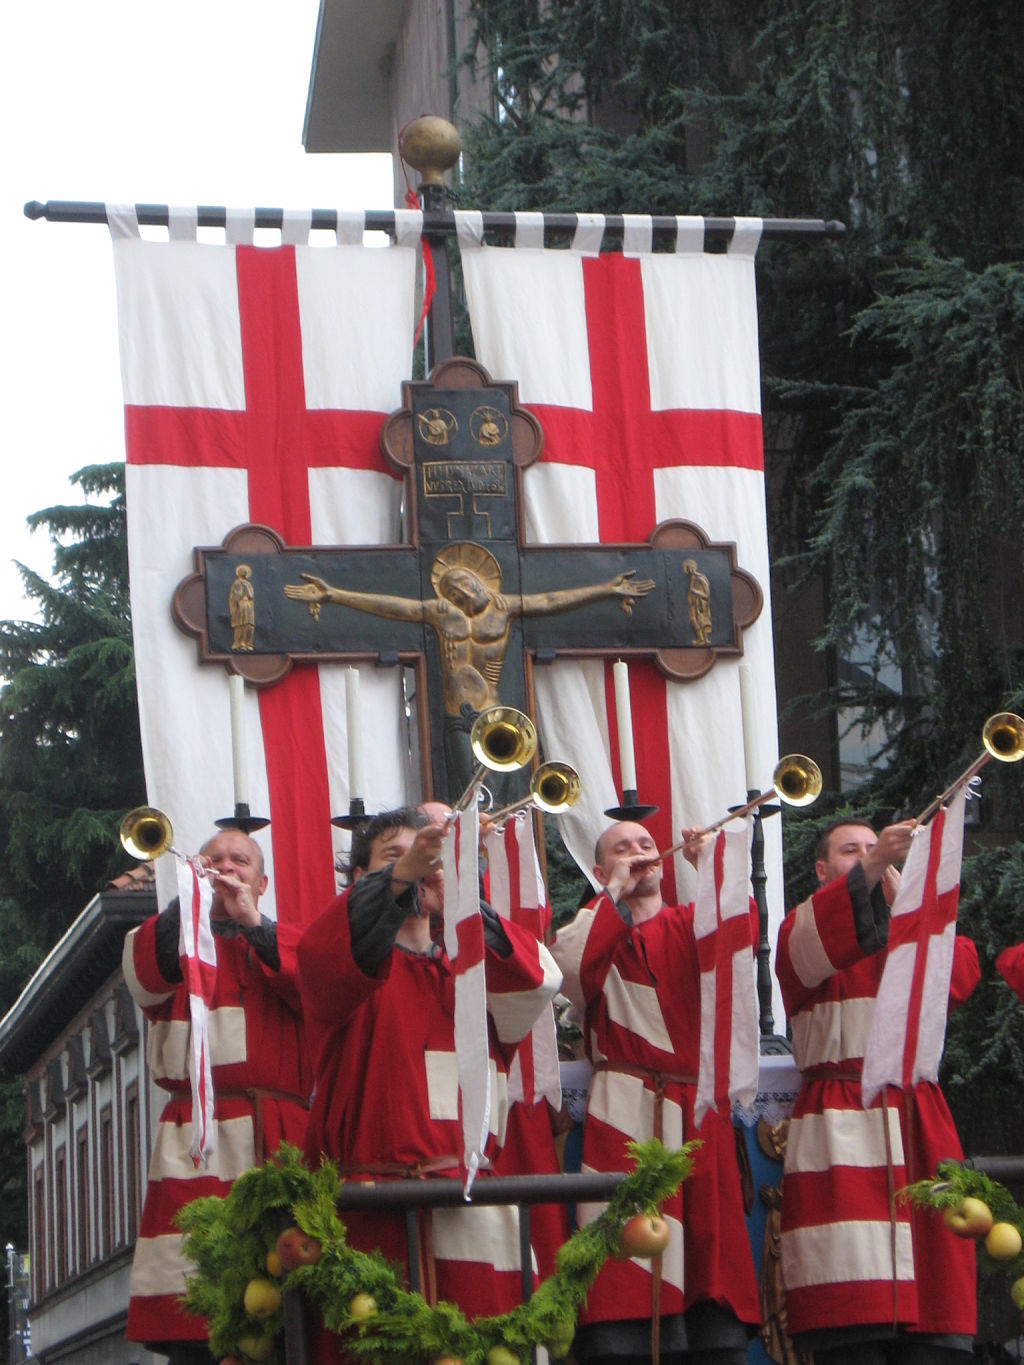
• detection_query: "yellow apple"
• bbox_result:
[242,1277,282,1319]
[985,1222,1023,1261]
[264,1249,282,1278]
[942,1196,993,1239]
[236,1334,276,1363]
[348,1292,378,1320]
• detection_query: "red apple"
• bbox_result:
[618,1212,671,1258]
[942,1196,994,1239]
[242,1278,282,1320]
[985,1221,1023,1261]
[348,1292,378,1320]
[275,1226,323,1269]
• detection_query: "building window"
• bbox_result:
[125,1083,141,1244]
[54,1145,67,1287]
[32,1165,45,1303]
[100,1105,114,1258]
[76,1125,90,1272]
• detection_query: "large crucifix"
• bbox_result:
[173,357,762,805]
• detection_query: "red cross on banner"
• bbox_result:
[459,221,782,927]
[861,787,967,1107]
[110,214,419,922]
[528,255,763,901]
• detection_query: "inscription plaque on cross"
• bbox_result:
[173,358,762,805]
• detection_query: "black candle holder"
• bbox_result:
[215,802,270,834]
[604,788,659,821]
[331,797,370,831]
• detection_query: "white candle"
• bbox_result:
[612,660,638,793]
[739,664,759,793]
[346,667,364,798]
[228,673,249,807]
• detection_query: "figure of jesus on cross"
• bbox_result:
[285,540,654,795]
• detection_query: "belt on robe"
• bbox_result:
[214,1087,310,1164]
[591,1062,698,1365]
[335,1155,461,1307]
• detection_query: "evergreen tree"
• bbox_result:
[456,0,1024,1176]
[0,463,145,1249]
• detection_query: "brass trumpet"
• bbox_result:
[120,805,177,861]
[448,706,539,817]
[487,761,583,825]
[655,753,823,863]
[914,711,1024,826]
[119,805,219,880]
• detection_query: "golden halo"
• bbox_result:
[430,542,503,599]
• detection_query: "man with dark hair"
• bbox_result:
[123,828,310,1364]
[552,818,760,1365]
[298,804,562,1328]
[776,816,980,1365]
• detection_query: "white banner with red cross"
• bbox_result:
[483,814,561,1109]
[457,213,783,1023]
[107,206,422,923]
[693,821,759,1128]
[441,805,491,1193]
[175,857,216,1165]
[861,786,966,1109]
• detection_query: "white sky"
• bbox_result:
[2,0,393,624]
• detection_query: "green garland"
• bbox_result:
[177,1139,696,1364]
[901,1158,1024,1280]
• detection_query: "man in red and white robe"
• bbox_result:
[123,829,311,1361]
[297,806,562,1341]
[551,820,760,1364]
[775,818,980,1364]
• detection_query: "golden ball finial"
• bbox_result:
[399,116,462,187]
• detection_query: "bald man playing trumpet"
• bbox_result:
[551,819,760,1365]
[775,817,981,1365]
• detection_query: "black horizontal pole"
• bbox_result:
[24,199,845,244]
[964,1155,1024,1182]
[334,1170,625,1211]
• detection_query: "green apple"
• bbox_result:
[1010,1275,1024,1310]
[486,1347,521,1365]
[236,1334,276,1363]
[348,1292,378,1320]
[242,1278,282,1319]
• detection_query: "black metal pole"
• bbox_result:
[24,200,846,245]
[750,798,775,1037]
[418,183,456,368]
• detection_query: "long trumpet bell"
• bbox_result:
[120,806,174,861]
[531,761,583,815]
[916,711,1024,825]
[773,754,823,808]
[488,761,583,824]
[470,706,538,772]
[655,752,823,863]
[449,706,539,817]
[982,712,1024,763]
